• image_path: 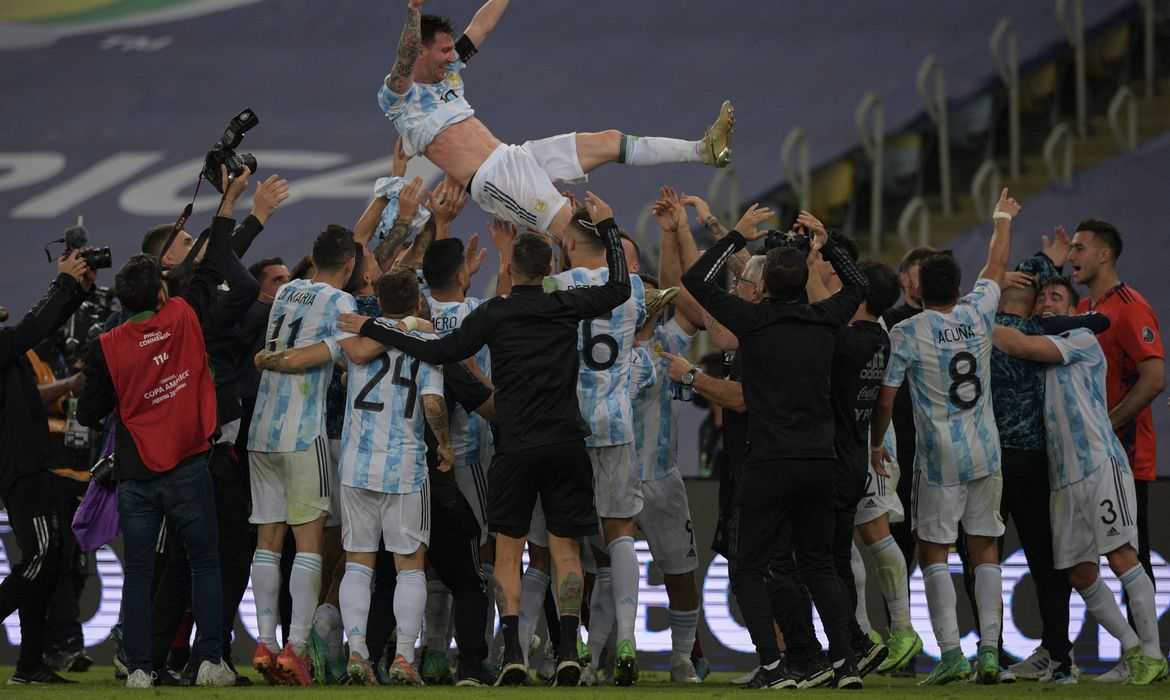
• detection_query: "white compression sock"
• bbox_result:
[339,563,374,660]
[394,569,428,664]
[251,550,282,647]
[851,543,872,634]
[669,608,699,657]
[1119,564,1161,657]
[312,603,344,663]
[923,563,961,654]
[588,567,615,664]
[1080,575,1140,651]
[973,563,1003,650]
[423,580,452,652]
[618,135,703,166]
[519,568,551,665]
[289,553,323,650]
[867,535,912,633]
[608,536,640,647]
[481,563,499,648]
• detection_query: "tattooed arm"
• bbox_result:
[423,393,454,471]
[374,220,410,271]
[385,0,425,96]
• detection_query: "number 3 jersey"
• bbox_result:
[248,279,356,453]
[547,268,646,447]
[340,335,444,494]
[883,278,1001,486]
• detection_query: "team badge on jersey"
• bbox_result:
[533,198,548,213]
[1142,327,1155,343]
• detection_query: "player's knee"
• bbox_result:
[1066,562,1097,591]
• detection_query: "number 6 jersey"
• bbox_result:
[883,278,1001,486]
[248,279,356,453]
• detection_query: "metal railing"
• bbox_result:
[1043,123,1075,183]
[855,92,886,253]
[970,159,1003,223]
[916,55,953,215]
[780,127,810,212]
[1141,0,1156,97]
[1056,0,1087,137]
[706,166,741,228]
[897,196,931,248]
[990,18,1021,178]
[1107,86,1138,151]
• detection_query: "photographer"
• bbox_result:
[682,205,868,689]
[0,251,96,685]
[76,166,250,689]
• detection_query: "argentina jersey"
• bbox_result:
[883,278,1001,486]
[632,319,692,481]
[339,335,444,494]
[378,60,475,157]
[428,295,491,467]
[248,280,356,453]
[548,268,647,447]
[1043,329,1130,488]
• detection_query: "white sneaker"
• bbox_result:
[125,670,154,688]
[1094,657,1132,683]
[579,664,597,686]
[670,653,702,683]
[196,659,236,687]
[536,640,557,682]
[1009,646,1050,680]
[731,666,762,686]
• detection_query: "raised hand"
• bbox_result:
[398,176,426,224]
[680,193,713,226]
[995,187,1021,220]
[1041,225,1070,268]
[651,185,687,232]
[429,177,468,227]
[488,218,517,254]
[58,249,89,282]
[1001,270,1036,290]
[795,210,828,251]
[251,174,290,224]
[584,191,614,223]
[659,350,693,383]
[464,232,488,276]
[562,190,583,213]
[734,203,774,240]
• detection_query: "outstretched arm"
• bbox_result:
[386,0,426,96]
[681,204,773,336]
[992,326,1063,363]
[463,0,510,49]
[977,187,1021,285]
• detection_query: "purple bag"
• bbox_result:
[72,432,120,551]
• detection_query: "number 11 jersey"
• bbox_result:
[883,278,1001,486]
[248,279,356,453]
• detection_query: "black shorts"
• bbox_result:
[488,439,597,540]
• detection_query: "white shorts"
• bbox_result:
[1051,458,1138,570]
[325,439,344,528]
[854,456,905,526]
[636,469,698,575]
[527,497,548,548]
[590,444,643,520]
[455,461,490,540]
[340,482,430,555]
[469,134,583,233]
[249,436,333,526]
[911,470,1004,544]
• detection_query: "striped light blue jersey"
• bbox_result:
[547,268,646,447]
[248,280,356,453]
[1043,329,1131,489]
[377,60,474,157]
[428,295,491,467]
[883,278,1001,486]
[339,334,444,494]
[631,319,692,481]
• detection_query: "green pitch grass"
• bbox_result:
[2,667,1167,698]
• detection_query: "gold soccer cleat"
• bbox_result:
[702,100,735,167]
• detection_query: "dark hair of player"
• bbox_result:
[918,251,962,306]
[312,224,357,272]
[422,238,466,290]
[1075,219,1123,261]
[377,268,421,316]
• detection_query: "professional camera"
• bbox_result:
[44,222,113,270]
[763,228,812,256]
[59,286,118,364]
[201,108,259,193]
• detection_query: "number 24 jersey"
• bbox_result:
[883,278,1001,486]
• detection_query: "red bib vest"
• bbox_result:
[99,298,217,473]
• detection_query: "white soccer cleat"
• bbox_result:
[669,653,702,683]
[196,659,237,687]
[125,670,154,688]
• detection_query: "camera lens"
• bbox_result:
[85,247,113,270]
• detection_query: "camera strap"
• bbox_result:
[160,167,227,280]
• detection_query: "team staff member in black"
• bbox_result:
[0,251,96,685]
[338,191,629,687]
[682,205,868,689]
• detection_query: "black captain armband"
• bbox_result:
[456,34,478,63]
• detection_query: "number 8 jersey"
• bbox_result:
[883,278,1001,486]
[547,268,646,447]
[248,279,356,453]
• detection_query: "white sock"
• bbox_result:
[588,567,615,664]
[923,563,960,654]
[618,135,703,166]
[394,569,427,664]
[851,543,872,634]
[423,581,452,652]
[339,563,374,660]
[251,549,282,647]
[1081,575,1140,651]
[868,536,912,633]
[608,536,640,647]
[1119,564,1161,657]
[481,563,499,648]
[668,608,699,657]
[973,562,1002,650]
[312,603,344,663]
[289,553,323,649]
[519,568,551,665]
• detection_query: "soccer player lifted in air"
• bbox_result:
[377,0,734,240]
[869,188,1020,685]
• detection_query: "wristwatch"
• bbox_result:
[681,366,701,387]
